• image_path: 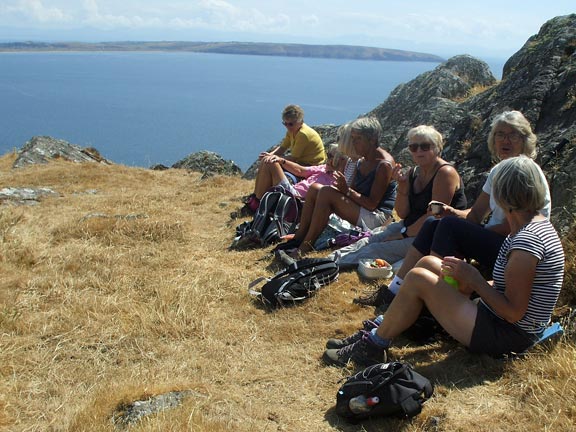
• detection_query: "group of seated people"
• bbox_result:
[239,104,565,362]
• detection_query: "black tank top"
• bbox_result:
[353,159,397,213]
[403,163,467,227]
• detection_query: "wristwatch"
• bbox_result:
[400,226,408,238]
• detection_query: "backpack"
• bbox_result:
[231,186,302,249]
[249,257,339,307]
[336,361,433,421]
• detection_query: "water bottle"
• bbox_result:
[348,395,380,413]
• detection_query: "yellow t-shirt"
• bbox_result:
[280,123,325,166]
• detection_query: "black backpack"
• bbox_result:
[232,186,302,249]
[336,361,433,421]
[249,257,339,307]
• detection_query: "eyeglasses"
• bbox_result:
[408,142,432,152]
[494,131,524,143]
[282,121,297,127]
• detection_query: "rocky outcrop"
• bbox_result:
[317,14,576,234]
[0,187,59,205]
[13,136,111,168]
[171,150,242,178]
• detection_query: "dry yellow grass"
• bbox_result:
[0,154,574,432]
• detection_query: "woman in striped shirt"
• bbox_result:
[323,156,564,366]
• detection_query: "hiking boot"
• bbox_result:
[353,283,396,309]
[322,335,386,368]
[230,204,255,219]
[325,319,380,349]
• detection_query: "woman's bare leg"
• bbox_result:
[254,162,285,199]
[396,246,425,279]
[298,187,361,254]
[376,255,477,346]
[291,184,321,242]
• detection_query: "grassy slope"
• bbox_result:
[0,154,574,431]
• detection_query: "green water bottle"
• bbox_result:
[443,276,459,289]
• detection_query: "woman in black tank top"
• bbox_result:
[274,117,396,256]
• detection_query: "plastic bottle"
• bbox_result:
[348,395,380,413]
[443,275,459,289]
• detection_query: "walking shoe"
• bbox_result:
[325,319,380,349]
[353,283,396,309]
[322,334,386,368]
[230,204,255,219]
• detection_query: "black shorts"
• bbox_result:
[469,303,538,357]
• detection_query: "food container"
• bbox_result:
[358,258,393,280]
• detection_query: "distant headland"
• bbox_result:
[0,40,444,63]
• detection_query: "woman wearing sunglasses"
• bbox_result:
[324,156,563,367]
[242,104,326,214]
[327,124,467,267]
[365,111,552,308]
[274,117,398,256]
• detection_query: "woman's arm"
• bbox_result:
[394,165,411,219]
[465,191,492,224]
[273,157,308,177]
[471,250,536,322]
[344,161,393,211]
[399,164,462,237]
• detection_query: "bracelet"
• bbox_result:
[346,188,352,197]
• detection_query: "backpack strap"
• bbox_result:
[271,193,295,238]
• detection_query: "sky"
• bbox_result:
[0,1,574,60]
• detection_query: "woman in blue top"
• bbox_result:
[323,156,564,366]
[275,117,396,256]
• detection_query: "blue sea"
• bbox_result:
[0,52,505,171]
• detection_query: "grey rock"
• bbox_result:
[172,150,242,178]
[111,390,204,429]
[0,187,59,205]
[13,136,111,168]
[149,163,170,171]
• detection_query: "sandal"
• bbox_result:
[271,238,302,253]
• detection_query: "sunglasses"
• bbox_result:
[282,121,297,127]
[408,142,432,152]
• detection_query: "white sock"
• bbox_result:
[388,275,403,294]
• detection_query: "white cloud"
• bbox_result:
[81,0,162,29]
[3,0,72,23]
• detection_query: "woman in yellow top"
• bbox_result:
[263,104,326,166]
[244,104,326,213]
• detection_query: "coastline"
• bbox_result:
[0,40,445,63]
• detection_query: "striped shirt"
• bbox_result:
[482,219,565,335]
